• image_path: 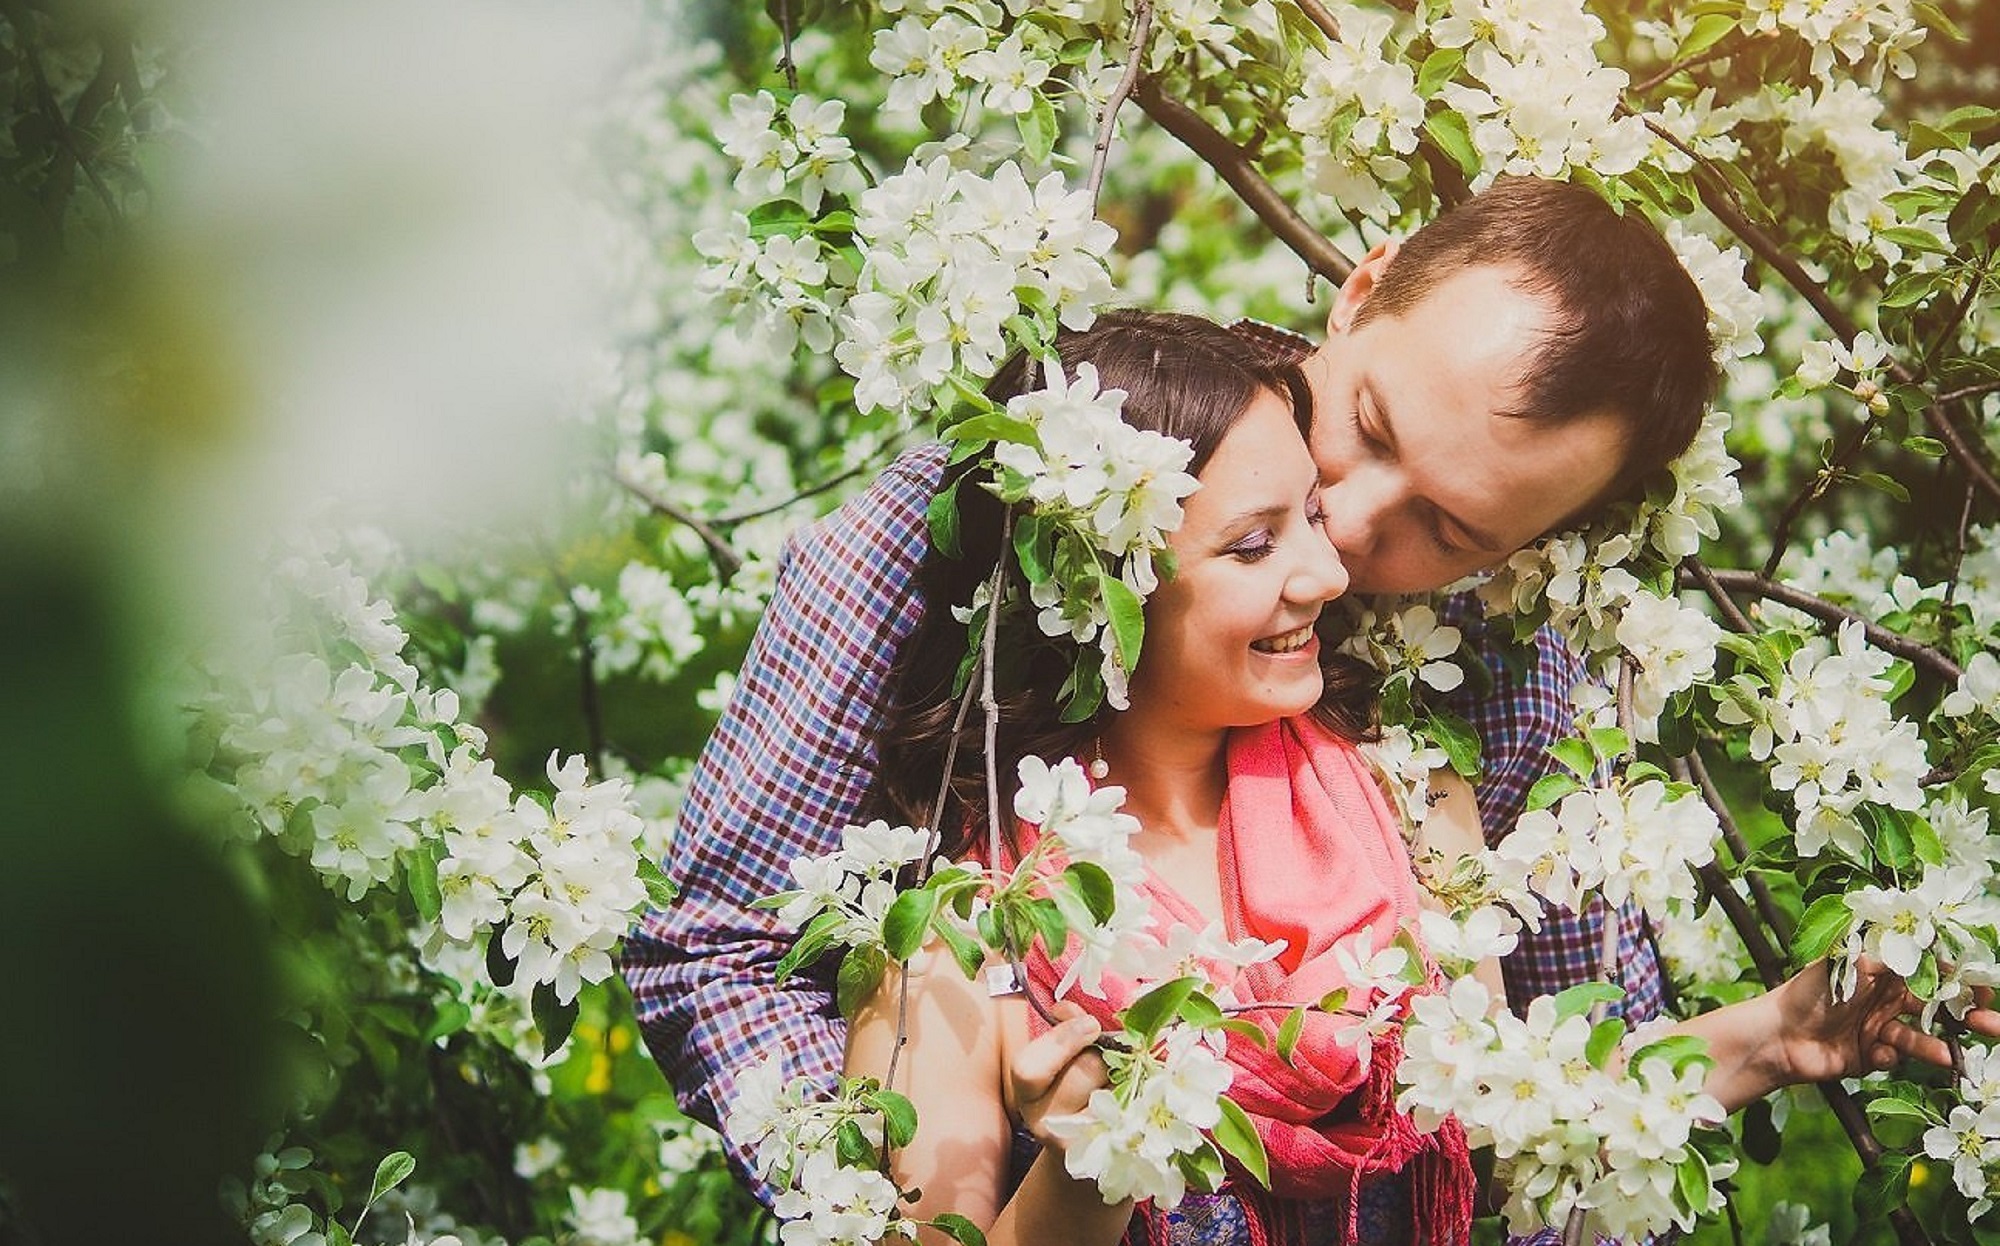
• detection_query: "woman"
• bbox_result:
[846,310,1980,1246]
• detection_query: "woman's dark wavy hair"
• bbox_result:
[860,310,1380,858]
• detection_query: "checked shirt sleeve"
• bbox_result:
[621,442,947,1205]
[1438,593,1668,1028]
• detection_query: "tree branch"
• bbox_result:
[1086,0,1153,206]
[1692,569,1963,684]
[1938,380,2000,407]
[1292,0,1342,41]
[1678,751,1792,944]
[1640,117,2000,506]
[709,456,883,525]
[1133,78,1354,285]
[1684,557,1755,634]
[611,470,743,582]
[1758,406,1888,581]
[1627,36,1745,95]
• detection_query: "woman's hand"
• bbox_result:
[1009,1000,1111,1152]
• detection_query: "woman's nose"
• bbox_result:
[1293,528,1350,604]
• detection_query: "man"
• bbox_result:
[623,176,1717,1199]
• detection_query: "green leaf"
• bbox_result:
[531,983,580,1059]
[1791,893,1854,968]
[1276,1007,1305,1064]
[1865,1097,1939,1124]
[1875,225,1947,253]
[1212,1095,1272,1189]
[1317,987,1349,1014]
[369,1152,416,1206]
[1910,815,1946,867]
[1177,1139,1228,1194]
[1550,737,1596,780]
[1741,1096,1781,1164]
[1021,92,1059,163]
[1064,861,1117,924]
[1424,110,1479,178]
[935,919,988,982]
[635,855,679,910]
[406,841,443,923]
[326,1224,355,1246]
[837,943,889,1019]
[1586,1017,1626,1069]
[884,889,941,961]
[485,926,517,988]
[930,1213,987,1246]
[1674,1149,1713,1220]
[1526,772,1582,812]
[1551,981,1625,1021]
[1013,512,1050,582]
[1415,46,1464,97]
[1902,435,1947,458]
[942,410,1038,447]
[1910,952,1940,1000]
[1122,976,1202,1043]
[1675,12,1738,60]
[1629,1033,1712,1073]
[1854,471,1911,502]
[422,995,472,1043]
[1421,710,1482,779]
[776,909,847,982]
[1915,1,1966,40]
[928,477,965,560]
[1100,572,1145,671]
[746,199,811,238]
[835,1118,876,1167]
[1177,991,1226,1028]
[865,1088,919,1148]
[1586,726,1632,763]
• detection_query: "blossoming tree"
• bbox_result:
[6,0,1998,1243]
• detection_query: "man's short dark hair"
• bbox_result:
[1356,176,1720,512]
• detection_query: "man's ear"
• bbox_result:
[1326,239,1400,336]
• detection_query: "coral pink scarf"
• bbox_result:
[1016,718,1472,1243]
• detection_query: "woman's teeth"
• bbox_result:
[1252,625,1314,654]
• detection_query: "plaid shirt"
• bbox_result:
[622,440,1667,1232]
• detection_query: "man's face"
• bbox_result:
[1301,261,1628,595]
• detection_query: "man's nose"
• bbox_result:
[1319,467,1400,557]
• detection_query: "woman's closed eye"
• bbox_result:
[1227,531,1276,563]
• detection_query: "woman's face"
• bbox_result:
[1124,387,1349,731]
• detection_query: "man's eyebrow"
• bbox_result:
[1370,377,1504,553]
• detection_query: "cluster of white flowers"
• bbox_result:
[991,360,1201,706]
[573,563,705,683]
[836,157,1117,415]
[1431,0,1652,186]
[867,0,1114,123]
[564,1187,645,1246]
[1611,591,1724,740]
[1362,724,1452,830]
[1338,602,1467,695]
[1480,405,1741,676]
[1714,621,1929,859]
[1287,7,1425,221]
[1400,982,1732,1238]
[1785,524,2000,642]
[767,817,940,946]
[1489,778,1719,918]
[1742,0,1926,86]
[210,545,653,1006]
[1842,864,2000,1018]
[1046,1023,1235,1204]
[1924,1044,2000,1219]
[1757,80,1938,268]
[1653,891,1752,989]
[1662,218,1765,364]
[729,1056,918,1246]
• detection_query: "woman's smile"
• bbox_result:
[1250,622,1319,656]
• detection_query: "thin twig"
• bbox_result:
[610,470,743,581]
[709,457,883,525]
[1758,406,1888,581]
[1292,0,1342,40]
[1943,482,1978,614]
[1627,37,1743,94]
[1694,569,1963,684]
[1938,380,2000,407]
[1133,78,1355,284]
[776,0,799,91]
[1086,0,1153,206]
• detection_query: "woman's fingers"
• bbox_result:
[1011,1007,1105,1107]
